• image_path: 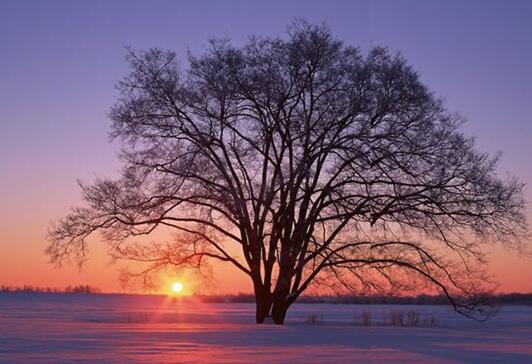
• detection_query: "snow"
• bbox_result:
[1,293,532,363]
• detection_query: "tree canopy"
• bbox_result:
[48,21,527,324]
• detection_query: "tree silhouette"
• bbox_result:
[48,21,526,324]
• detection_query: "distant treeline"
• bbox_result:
[196,293,532,306]
[0,285,100,294]
[2,287,532,305]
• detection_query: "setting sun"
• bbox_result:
[171,282,184,294]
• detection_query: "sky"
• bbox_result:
[0,0,531,294]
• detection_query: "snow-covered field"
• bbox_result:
[1,293,532,363]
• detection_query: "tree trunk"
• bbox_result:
[270,264,292,324]
[254,287,272,324]
[271,297,290,324]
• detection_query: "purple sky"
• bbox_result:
[0,0,531,292]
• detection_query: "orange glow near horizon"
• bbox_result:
[0,225,531,295]
[0,223,531,295]
[0,200,530,295]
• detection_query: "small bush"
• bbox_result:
[351,309,441,328]
[352,310,372,326]
[389,311,405,326]
[406,310,420,327]
[304,313,324,324]
[422,316,440,327]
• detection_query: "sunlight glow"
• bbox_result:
[171,282,184,294]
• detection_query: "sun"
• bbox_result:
[171,281,184,294]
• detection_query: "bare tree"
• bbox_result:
[48,21,527,324]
